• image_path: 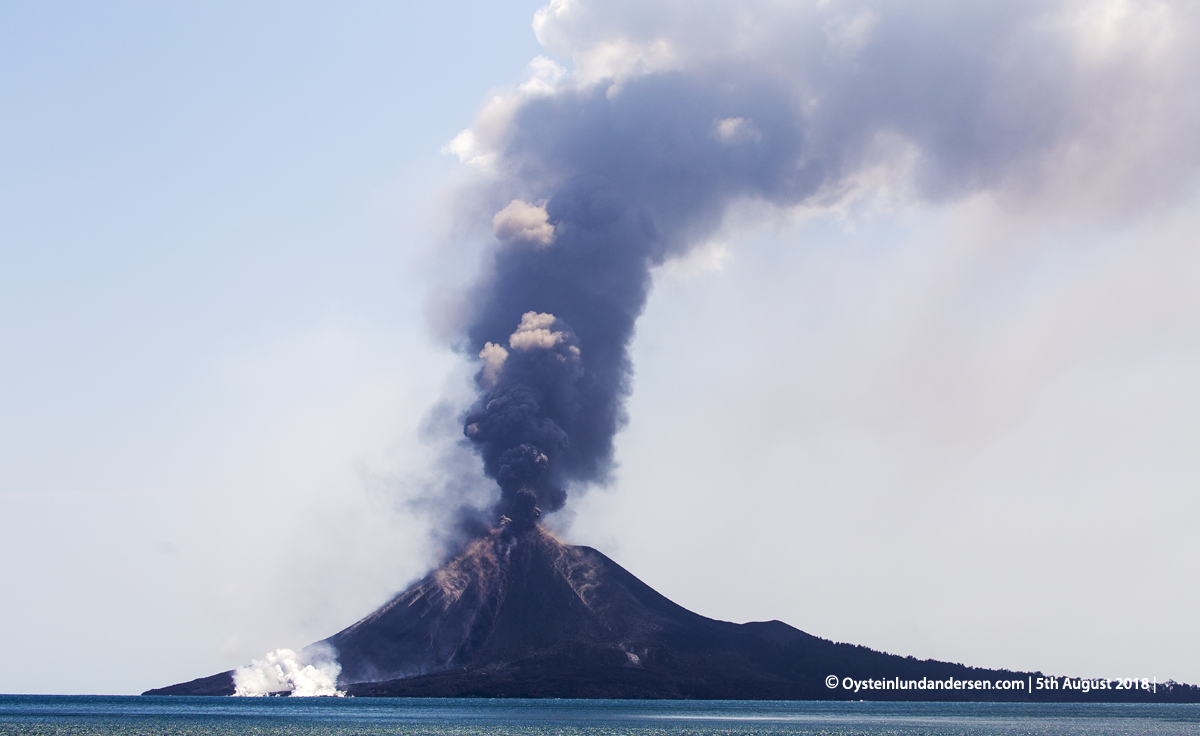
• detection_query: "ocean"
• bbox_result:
[2,696,1198,735]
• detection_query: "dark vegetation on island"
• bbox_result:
[145,518,1200,702]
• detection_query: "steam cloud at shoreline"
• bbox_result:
[438,0,1200,530]
[232,646,344,697]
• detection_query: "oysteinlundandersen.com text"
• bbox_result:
[826,675,1158,694]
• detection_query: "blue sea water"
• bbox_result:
[1,696,1197,735]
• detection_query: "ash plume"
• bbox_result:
[440,0,1200,529]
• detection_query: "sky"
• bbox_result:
[2,0,1199,695]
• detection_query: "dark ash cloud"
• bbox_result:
[439,0,1200,527]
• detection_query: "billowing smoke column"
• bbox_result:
[461,186,656,526]
[449,0,1200,528]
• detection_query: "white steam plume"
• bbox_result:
[232,646,344,697]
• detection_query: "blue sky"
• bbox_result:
[0,0,544,693]
[3,0,1199,694]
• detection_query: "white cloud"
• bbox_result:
[492,199,555,246]
[442,128,496,171]
[533,0,683,85]
[519,55,569,95]
[478,341,509,385]
[654,240,732,281]
[712,117,762,143]
[508,311,566,351]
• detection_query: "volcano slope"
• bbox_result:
[145,524,1198,701]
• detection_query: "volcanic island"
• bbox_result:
[145,497,1199,702]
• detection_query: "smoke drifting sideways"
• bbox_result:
[437,0,1200,536]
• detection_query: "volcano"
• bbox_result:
[145,524,1198,701]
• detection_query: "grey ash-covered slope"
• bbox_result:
[145,525,1196,700]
